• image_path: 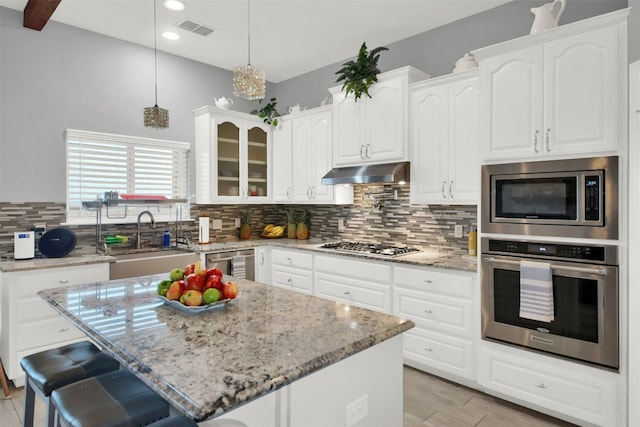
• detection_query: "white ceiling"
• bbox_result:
[0,0,512,82]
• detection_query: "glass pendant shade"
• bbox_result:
[233,64,265,101]
[144,104,169,129]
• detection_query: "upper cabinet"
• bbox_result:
[474,9,629,162]
[329,66,430,167]
[194,107,271,204]
[410,72,480,205]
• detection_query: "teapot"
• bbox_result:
[453,53,478,73]
[530,0,566,35]
[214,97,233,110]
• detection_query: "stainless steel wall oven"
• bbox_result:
[481,238,619,369]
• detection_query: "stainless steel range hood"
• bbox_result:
[321,161,410,185]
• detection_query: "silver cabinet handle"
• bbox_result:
[534,130,540,153]
[545,128,551,152]
[424,347,433,352]
[365,144,371,159]
[441,181,447,198]
[58,279,69,284]
[484,256,607,275]
[424,279,433,284]
[344,291,351,295]
[287,278,292,286]
[449,181,453,198]
[58,327,69,333]
[286,257,292,262]
[360,145,365,159]
[535,383,547,389]
[424,309,432,314]
[287,187,291,200]
[260,252,264,265]
[311,186,315,200]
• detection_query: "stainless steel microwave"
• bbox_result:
[481,156,618,240]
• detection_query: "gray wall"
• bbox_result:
[275,0,628,110]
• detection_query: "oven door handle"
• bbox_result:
[483,256,608,276]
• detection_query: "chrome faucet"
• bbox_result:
[136,211,156,249]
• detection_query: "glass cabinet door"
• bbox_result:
[247,126,268,198]
[217,121,240,197]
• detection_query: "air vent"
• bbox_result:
[177,20,215,36]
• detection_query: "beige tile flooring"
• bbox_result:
[0,366,575,427]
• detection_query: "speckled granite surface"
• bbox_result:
[0,254,115,272]
[39,275,414,422]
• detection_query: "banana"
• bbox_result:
[264,224,275,233]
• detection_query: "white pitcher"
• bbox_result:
[214,97,233,109]
[530,0,566,35]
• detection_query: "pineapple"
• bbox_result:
[285,208,297,239]
[239,210,253,240]
[296,209,309,240]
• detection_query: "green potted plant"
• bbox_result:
[251,97,281,127]
[335,42,389,101]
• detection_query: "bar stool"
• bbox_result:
[52,369,170,427]
[20,341,120,427]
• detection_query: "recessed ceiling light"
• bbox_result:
[164,1,185,11]
[162,31,181,40]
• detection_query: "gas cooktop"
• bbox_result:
[319,242,421,258]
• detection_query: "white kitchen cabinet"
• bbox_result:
[314,254,392,313]
[329,66,430,167]
[271,248,313,294]
[254,246,272,284]
[0,263,110,386]
[194,107,271,203]
[478,341,623,427]
[409,72,479,205]
[272,107,353,205]
[475,11,628,162]
[393,265,477,383]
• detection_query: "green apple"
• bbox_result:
[156,279,173,297]
[203,288,220,304]
[169,268,184,282]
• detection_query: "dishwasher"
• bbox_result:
[205,249,255,281]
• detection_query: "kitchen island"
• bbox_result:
[38,274,414,426]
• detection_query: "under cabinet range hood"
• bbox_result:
[321,162,410,185]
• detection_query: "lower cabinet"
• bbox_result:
[270,248,313,294]
[478,341,623,427]
[255,246,272,284]
[0,262,110,386]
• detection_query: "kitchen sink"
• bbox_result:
[109,249,200,279]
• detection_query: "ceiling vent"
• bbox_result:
[177,20,215,36]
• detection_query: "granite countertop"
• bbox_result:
[39,275,414,422]
[0,254,115,273]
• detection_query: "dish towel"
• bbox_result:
[231,255,246,280]
[519,260,554,322]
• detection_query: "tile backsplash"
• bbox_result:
[0,184,476,258]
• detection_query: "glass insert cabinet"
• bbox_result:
[194,107,271,203]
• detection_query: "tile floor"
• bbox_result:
[1,366,576,426]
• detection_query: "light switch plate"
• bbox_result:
[234,218,241,228]
[212,219,222,230]
[338,218,345,232]
[454,225,463,238]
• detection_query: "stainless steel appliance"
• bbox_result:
[319,241,420,258]
[481,156,618,239]
[205,249,255,281]
[481,237,619,369]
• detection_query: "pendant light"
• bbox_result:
[233,0,265,100]
[144,0,169,128]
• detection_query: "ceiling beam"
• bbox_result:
[23,0,61,31]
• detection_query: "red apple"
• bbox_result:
[184,263,196,276]
[166,280,184,301]
[183,290,203,306]
[206,267,223,278]
[204,274,222,291]
[222,281,238,300]
[185,273,205,291]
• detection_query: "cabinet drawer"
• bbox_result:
[17,295,61,323]
[403,330,474,379]
[15,264,109,298]
[394,265,474,298]
[315,273,391,313]
[271,249,313,270]
[272,267,313,294]
[17,317,84,350]
[315,255,392,283]
[394,287,472,337]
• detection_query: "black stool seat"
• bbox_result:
[52,370,170,427]
[20,341,120,395]
[150,415,198,427]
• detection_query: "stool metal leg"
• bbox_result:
[23,376,36,427]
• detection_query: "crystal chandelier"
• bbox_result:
[233,0,265,100]
[144,0,169,128]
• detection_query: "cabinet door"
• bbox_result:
[367,77,406,163]
[272,121,293,202]
[255,246,272,284]
[309,111,334,202]
[245,123,270,201]
[544,25,619,155]
[216,119,243,199]
[481,45,544,160]
[332,92,365,166]
[409,84,449,204]
[448,77,479,204]
[291,117,312,201]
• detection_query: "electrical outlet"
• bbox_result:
[346,394,368,426]
[212,219,222,230]
[234,218,241,228]
[338,218,345,232]
[454,224,463,238]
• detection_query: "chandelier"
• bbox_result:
[233,0,265,100]
[144,0,169,128]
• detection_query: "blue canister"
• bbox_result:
[163,230,170,247]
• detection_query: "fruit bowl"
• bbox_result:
[157,295,234,314]
[260,233,284,239]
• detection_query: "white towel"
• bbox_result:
[231,255,246,280]
[519,260,554,322]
